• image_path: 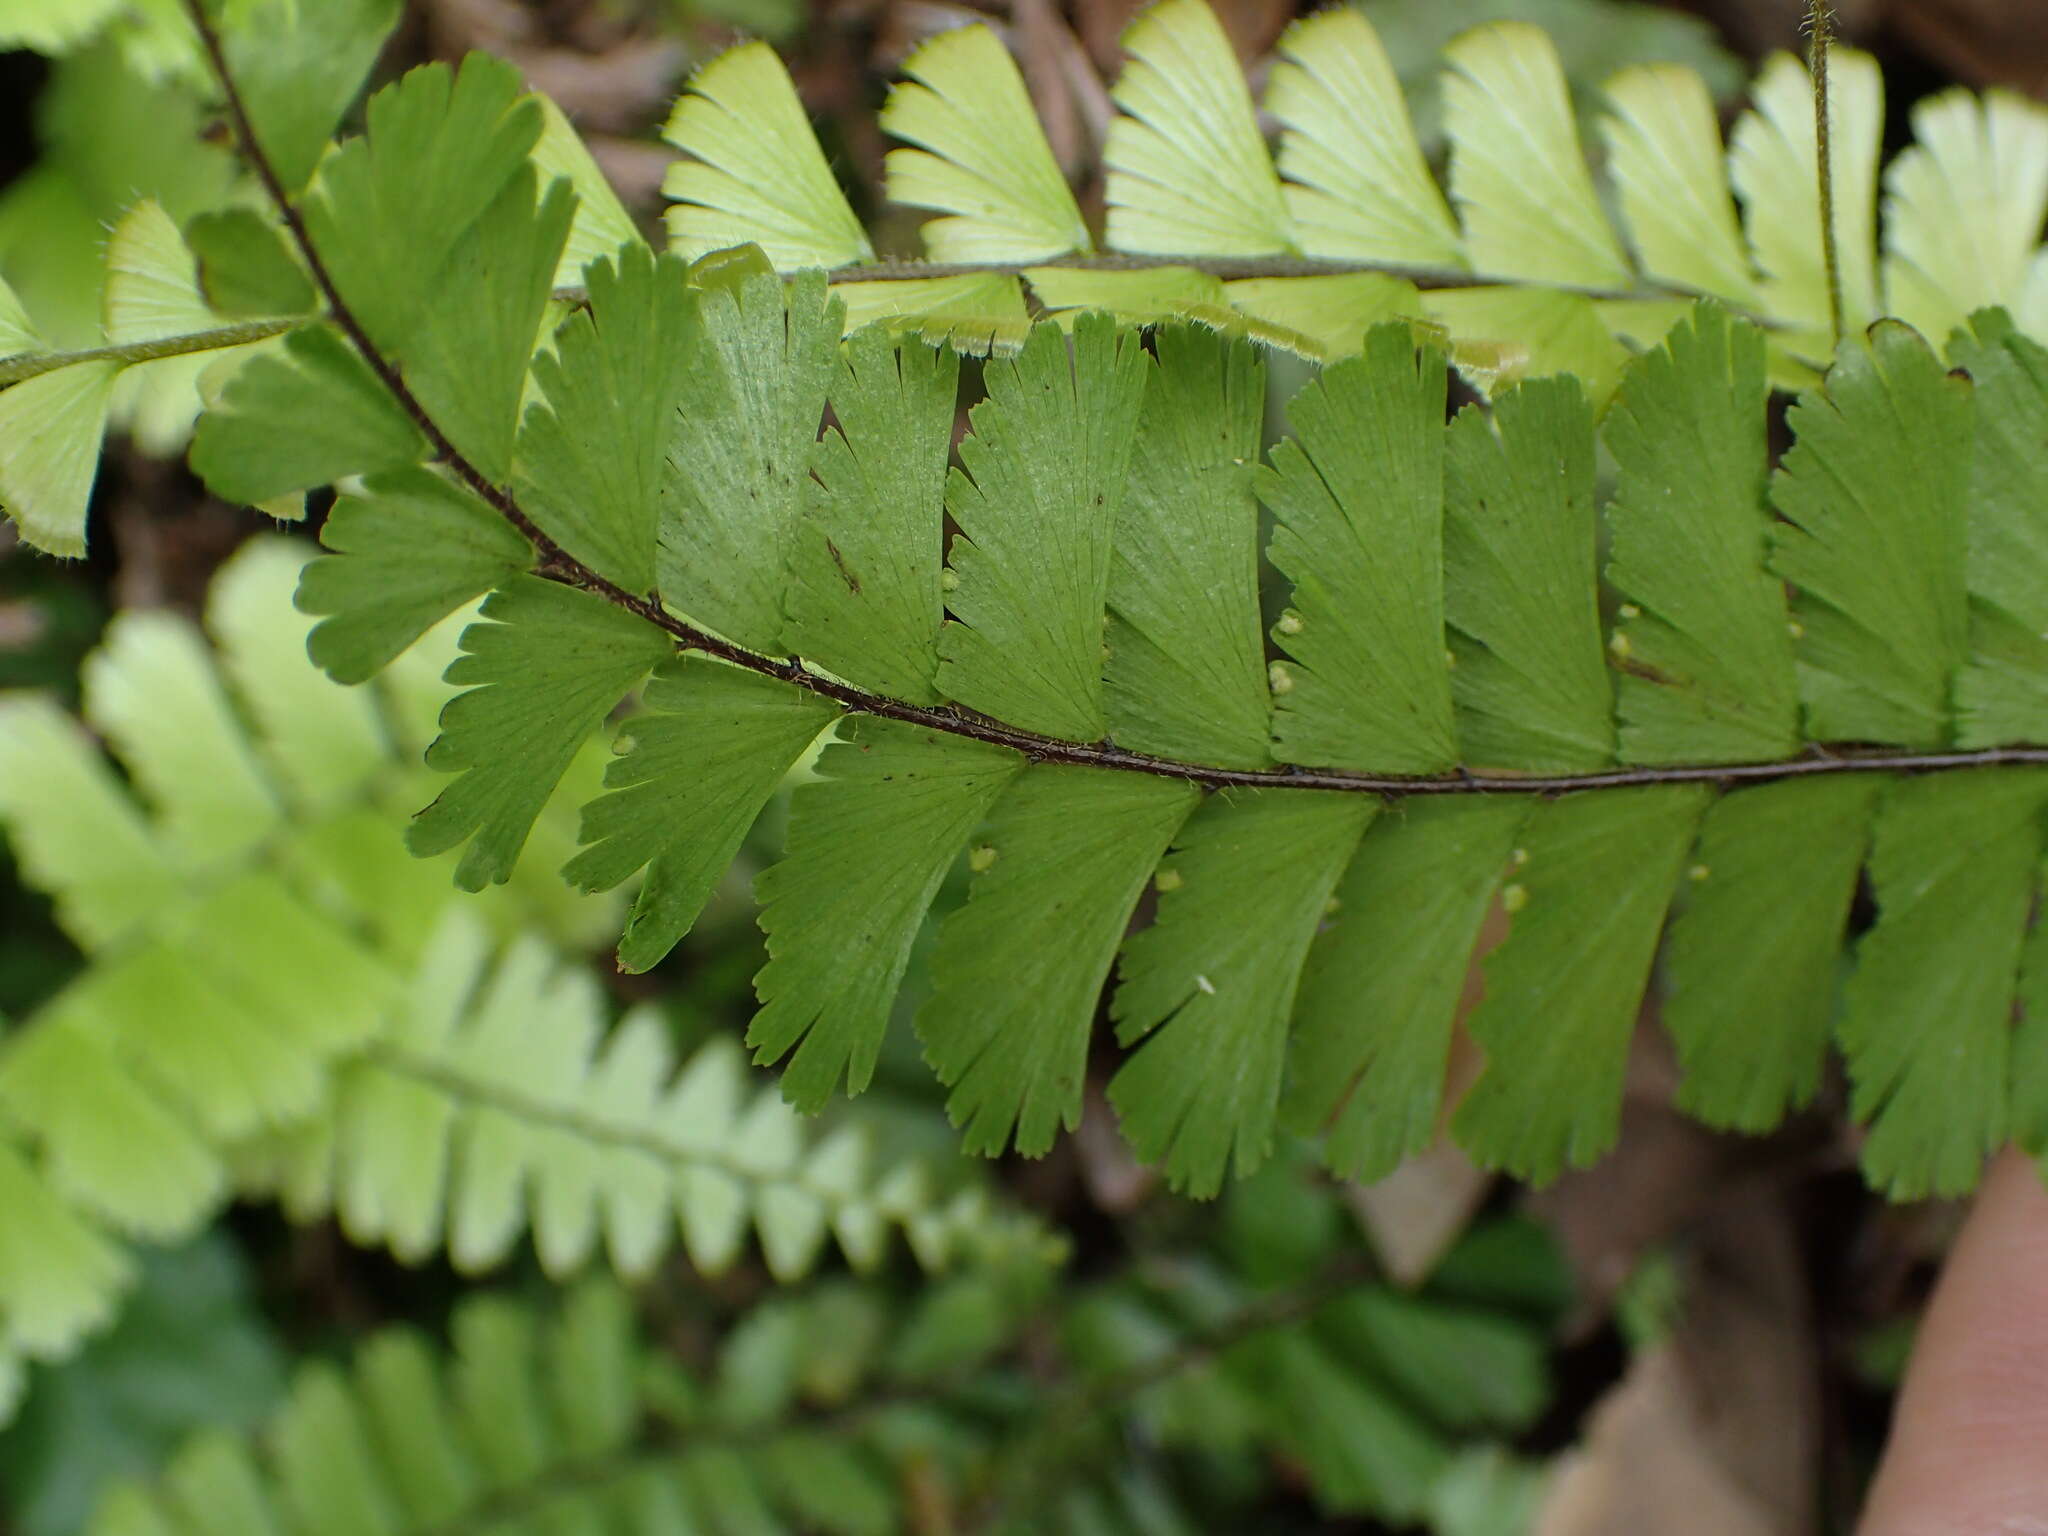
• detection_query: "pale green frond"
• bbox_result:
[1266,8,1462,269]
[924,768,1196,1158]
[531,94,644,287]
[297,466,533,687]
[1110,790,1375,1196]
[261,916,1017,1282]
[1600,65,1757,305]
[1420,287,1627,404]
[1664,778,1878,1131]
[82,610,283,869]
[1442,23,1630,288]
[1263,324,1456,774]
[1770,322,1974,746]
[1219,274,1424,360]
[515,245,694,595]
[938,316,1150,743]
[207,538,388,812]
[1443,377,1613,771]
[0,1143,131,1363]
[1727,48,1884,355]
[0,698,179,949]
[1454,786,1709,1181]
[0,359,118,557]
[830,272,1032,355]
[1841,771,2048,1198]
[189,324,427,507]
[1106,326,1271,768]
[1024,264,1227,327]
[1883,90,2048,360]
[409,578,672,890]
[103,199,216,345]
[567,657,839,973]
[661,41,872,270]
[0,273,40,356]
[882,24,1088,263]
[1605,303,1799,762]
[0,1012,225,1237]
[1285,798,1528,1183]
[658,268,841,655]
[752,720,1024,1110]
[785,327,958,702]
[1103,0,1294,257]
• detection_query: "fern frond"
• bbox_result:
[81,1185,1560,1536]
[656,0,2047,390]
[42,20,2048,1217]
[260,56,2048,1201]
[0,543,1034,1410]
[0,540,605,1386]
[244,911,1038,1282]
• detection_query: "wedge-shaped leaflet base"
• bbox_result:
[1268,8,1462,268]
[1455,787,1708,1182]
[1264,325,1454,773]
[939,316,1149,742]
[882,24,1089,263]
[1606,305,1798,763]
[923,768,1199,1158]
[662,41,873,269]
[753,721,1024,1111]
[1285,798,1529,1183]
[1444,377,1612,771]
[1730,49,1884,355]
[1443,22,1629,287]
[1771,322,1975,746]
[1841,770,2048,1198]
[1112,790,1375,1197]
[1953,312,2048,744]
[1602,65,1756,306]
[659,268,840,655]
[514,246,694,595]
[297,468,532,686]
[1104,0,1293,256]
[1106,326,1272,769]
[191,325,427,507]
[1664,778,1880,1132]
[409,579,671,890]
[0,359,117,558]
[568,658,839,974]
[302,54,543,359]
[785,329,958,704]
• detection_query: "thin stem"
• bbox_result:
[1808,0,1847,345]
[181,0,2048,803]
[975,1251,1382,1526]
[0,319,296,386]
[828,252,1723,309]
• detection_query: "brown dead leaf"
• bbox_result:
[1535,1189,1820,1536]
[1345,1137,1494,1288]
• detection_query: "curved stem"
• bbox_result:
[0,319,297,387]
[182,0,2047,803]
